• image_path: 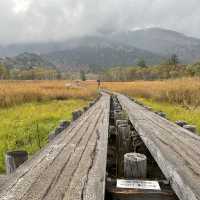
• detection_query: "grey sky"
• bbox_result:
[0,0,200,44]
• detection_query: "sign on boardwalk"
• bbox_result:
[117,179,161,190]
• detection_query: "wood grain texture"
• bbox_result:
[124,153,147,178]
[117,93,200,200]
[0,93,110,200]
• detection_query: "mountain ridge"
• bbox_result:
[1,28,200,69]
[0,52,55,69]
[43,42,163,69]
[108,28,200,63]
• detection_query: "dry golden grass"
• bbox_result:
[2,78,200,108]
[0,80,98,108]
[102,77,200,108]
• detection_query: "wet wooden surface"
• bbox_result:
[117,93,200,200]
[0,93,110,200]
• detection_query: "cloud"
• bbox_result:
[0,0,200,44]
[13,0,31,13]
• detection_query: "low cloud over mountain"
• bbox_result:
[0,0,200,44]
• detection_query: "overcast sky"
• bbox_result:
[0,0,200,44]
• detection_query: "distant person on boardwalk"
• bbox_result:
[97,79,101,89]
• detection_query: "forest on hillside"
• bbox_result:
[1,55,200,81]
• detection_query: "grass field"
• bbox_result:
[0,99,89,173]
[102,78,200,108]
[102,78,200,135]
[0,80,98,107]
[0,80,98,173]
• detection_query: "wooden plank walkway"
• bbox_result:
[0,93,110,200]
[117,93,200,200]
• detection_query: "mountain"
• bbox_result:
[0,42,73,57]
[43,37,163,69]
[108,28,200,63]
[1,28,200,68]
[0,52,55,69]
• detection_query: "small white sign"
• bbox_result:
[117,179,161,190]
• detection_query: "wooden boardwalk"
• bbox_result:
[0,93,110,200]
[117,93,200,200]
[1,91,200,200]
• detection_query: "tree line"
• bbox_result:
[99,62,200,81]
[1,54,200,81]
[0,64,71,80]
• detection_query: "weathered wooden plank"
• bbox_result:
[0,176,8,191]
[118,94,200,160]
[117,93,200,200]
[0,105,99,197]
[83,98,110,200]
[43,110,105,200]
[26,111,103,200]
[0,93,110,200]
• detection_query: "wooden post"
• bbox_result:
[114,110,121,120]
[72,111,78,121]
[124,152,147,179]
[113,104,121,110]
[109,125,116,147]
[5,151,28,174]
[114,111,127,125]
[89,101,95,107]
[144,106,153,111]
[109,125,116,136]
[72,110,82,121]
[175,120,187,127]
[83,106,88,112]
[48,121,70,142]
[138,102,144,106]
[183,125,197,133]
[156,111,166,118]
[116,120,128,128]
[117,125,130,177]
[78,110,83,117]
[59,120,70,129]
[54,127,64,135]
[131,98,135,102]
